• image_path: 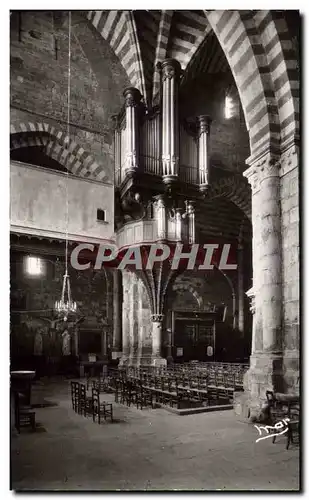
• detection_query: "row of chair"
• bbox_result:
[110,374,230,410]
[71,381,113,424]
[123,363,247,389]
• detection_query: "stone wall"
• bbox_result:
[280,165,299,390]
[10,161,114,242]
[179,74,250,176]
[10,249,113,368]
[10,11,130,183]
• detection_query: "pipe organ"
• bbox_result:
[114,58,212,192]
[179,123,198,185]
[140,112,161,177]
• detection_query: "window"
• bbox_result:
[225,95,234,119]
[97,209,106,222]
[25,256,44,276]
[225,87,240,120]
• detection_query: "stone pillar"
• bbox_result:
[280,143,299,392]
[123,87,142,174]
[101,329,108,358]
[161,58,181,185]
[197,115,211,193]
[73,327,79,357]
[112,269,122,359]
[237,241,245,334]
[235,152,283,421]
[151,314,167,367]
[119,270,130,367]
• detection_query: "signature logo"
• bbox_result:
[254,418,290,443]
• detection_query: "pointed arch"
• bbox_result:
[172,282,203,309]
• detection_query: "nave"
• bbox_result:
[11,377,299,491]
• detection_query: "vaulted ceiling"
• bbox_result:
[86,10,230,107]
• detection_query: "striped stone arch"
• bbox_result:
[10,122,108,181]
[172,282,203,309]
[152,11,173,103]
[204,10,299,157]
[207,176,252,221]
[86,10,147,100]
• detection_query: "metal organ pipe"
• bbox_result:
[123,87,142,174]
[197,115,212,192]
[161,59,181,184]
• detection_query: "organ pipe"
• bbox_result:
[161,59,181,185]
[123,87,142,174]
[197,115,212,193]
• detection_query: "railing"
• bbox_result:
[142,155,162,176]
[116,217,182,249]
[179,164,199,184]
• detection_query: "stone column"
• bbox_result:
[119,270,130,367]
[73,327,79,357]
[151,314,167,367]
[161,58,181,185]
[197,115,211,193]
[123,87,142,174]
[237,241,245,334]
[101,329,108,358]
[112,268,122,360]
[237,152,283,421]
[279,143,299,392]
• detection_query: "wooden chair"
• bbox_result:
[14,392,36,433]
[71,381,79,412]
[92,387,113,423]
[78,383,92,416]
[266,391,300,449]
[135,384,155,410]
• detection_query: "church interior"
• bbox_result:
[10,10,300,491]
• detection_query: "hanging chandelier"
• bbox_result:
[54,11,77,321]
[55,273,77,320]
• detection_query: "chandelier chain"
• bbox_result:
[65,10,71,276]
[55,11,77,319]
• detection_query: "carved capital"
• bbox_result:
[161,58,182,81]
[243,152,280,193]
[154,194,166,210]
[279,143,299,177]
[123,87,142,108]
[246,287,255,314]
[151,314,164,323]
[197,115,212,136]
[185,200,195,215]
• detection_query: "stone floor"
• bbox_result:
[11,380,300,491]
